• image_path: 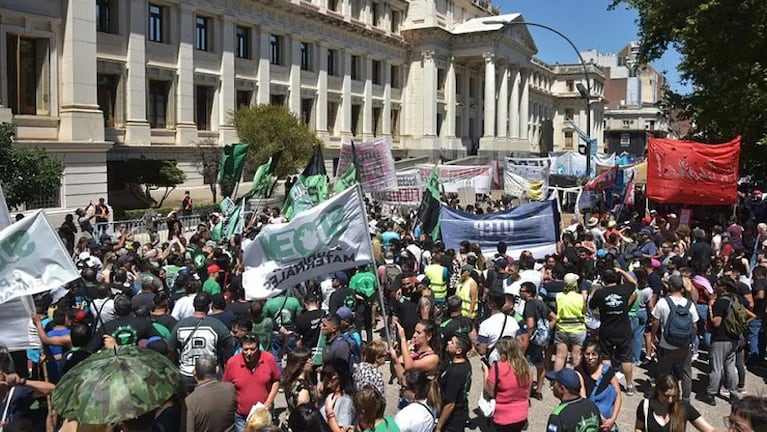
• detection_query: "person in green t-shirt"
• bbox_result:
[202,264,222,295]
[263,294,303,369]
[350,267,378,343]
[250,301,273,353]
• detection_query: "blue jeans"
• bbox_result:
[631,311,647,363]
[694,304,710,353]
[270,332,296,373]
[234,413,246,432]
[747,318,763,360]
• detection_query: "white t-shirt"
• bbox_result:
[652,295,699,350]
[519,269,543,290]
[394,400,436,432]
[171,294,196,320]
[478,312,520,363]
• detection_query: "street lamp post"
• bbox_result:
[484,19,593,174]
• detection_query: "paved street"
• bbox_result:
[271,351,766,430]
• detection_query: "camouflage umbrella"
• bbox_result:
[51,345,181,424]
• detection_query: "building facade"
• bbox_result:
[582,42,668,157]
[1,0,603,214]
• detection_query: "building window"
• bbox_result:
[351,0,362,20]
[437,69,446,91]
[350,55,361,81]
[372,60,382,85]
[270,34,283,65]
[622,119,631,128]
[372,3,381,26]
[300,42,313,71]
[236,26,250,59]
[237,90,252,108]
[270,94,286,106]
[469,77,476,97]
[647,120,655,130]
[195,85,213,130]
[148,4,165,43]
[327,49,338,76]
[327,101,338,135]
[300,98,314,126]
[97,74,120,127]
[620,133,630,147]
[455,74,462,95]
[25,187,61,210]
[328,0,339,12]
[195,16,209,51]
[436,113,443,136]
[564,131,573,149]
[564,108,574,120]
[6,35,50,115]
[391,10,401,33]
[96,0,118,34]
[148,80,170,128]
[390,65,400,88]
[351,105,361,136]
[566,80,574,92]
[372,107,382,136]
[391,109,400,137]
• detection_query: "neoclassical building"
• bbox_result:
[0,0,603,213]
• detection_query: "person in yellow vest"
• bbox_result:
[423,254,449,305]
[457,266,478,321]
[553,273,587,371]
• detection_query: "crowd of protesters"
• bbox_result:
[1,192,767,432]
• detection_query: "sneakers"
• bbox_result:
[720,387,731,398]
[615,371,627,388]
[700,394,717,406]
[625,385,637,396]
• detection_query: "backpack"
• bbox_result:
[384,265,402,289]
[723,295,748,337]
[332,332,361,373]
[531,316,550,346]
[662,297,694,347]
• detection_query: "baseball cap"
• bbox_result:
[333,271,349,285]
[546,368,581,393]
[563,273,580,287]
[335,306,353,321]
[207,264,222,273]
[667,274,685,290]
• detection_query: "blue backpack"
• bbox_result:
[332,332,361,373]
[663,297,694,347]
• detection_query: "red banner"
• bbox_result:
[583,166,618,191]
[647,136,741,205]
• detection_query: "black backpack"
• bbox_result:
[662,297,694,347]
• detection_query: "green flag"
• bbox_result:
[417,165,441,241]
[334,142,360,194]
[300,146,328,204]
[223,196,246,239]
[218,143,249,183]
[251,157,274,199]
[282,176,315,220]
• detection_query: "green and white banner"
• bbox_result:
[242,186,373,299]
[0,211,80,304]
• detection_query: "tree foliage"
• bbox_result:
[0,123,64,209]
[233,104,320,179]
[611,0,767,173]
[192,138,225,202]
[115,159,186,207]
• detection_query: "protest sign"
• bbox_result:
[439,200,561,259]
[416,165,493,194]
[242,186,373,299]
[336,140,397,192]
[505,157,550,200]
[371,169,421,205]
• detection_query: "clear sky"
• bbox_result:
[495,0,691,94]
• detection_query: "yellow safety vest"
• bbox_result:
[424,264,447,300]
[556,291,586,334]
[457,278,477,319]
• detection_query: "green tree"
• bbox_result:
[233,104,320,179]
[116,159,186,207]
[0,122,64,209]
[610,0,767,173]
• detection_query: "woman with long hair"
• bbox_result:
[394,370,437,432]
[282,347,317,413]
[485,337,532,432]
[575,341,621,431]
[390,320,442,410]
[635,375,715,432]
[320,358,356,432]
[353,340,387,393]
[287,403,331,432]
[354,387,397,432]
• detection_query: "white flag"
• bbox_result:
[242,186,373,299]
[0,185,10,229]
[0,211,80,304]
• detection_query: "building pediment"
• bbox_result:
[451,14,538,54]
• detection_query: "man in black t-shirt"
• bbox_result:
[295,293,324,357]
[520,282,556,400]
[439,296,476,369]
[589,268,637,395]
[546,368,601,432]
[328,271,357,315]
[88,295,161,351]
[748,267,767,364]
[437,335,472,432]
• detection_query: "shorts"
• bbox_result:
[526,343,544,365]
[554,331,586,347]
[600,335,632,363]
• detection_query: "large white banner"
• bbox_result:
[416,164,493,194]
[242,186,374,299]
[371,169,422,205]
[336,140,397,192]
[0,211,80,305]
[505,157,551,200]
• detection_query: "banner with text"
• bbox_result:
[242,186,374,299]
[504,157,551,200]
[416,164,493,194]
[0,211,80,304]
[336,140,397,192]
[439,200,561,259]
[371,169,422,204]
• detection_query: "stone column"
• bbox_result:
[443,57,456,137]
[509,65,520,138]
[422,50,437,136]
[496,62,508,138]
[341,50,352,135]
[59,0,104,141]
[519,68,529,141]
[219,18,237,145]
[256,28,271,104]
[124,0,150,145]
[175,6,197,145]
[461,69,470,141]
[482,53,495,137]
[363,56,373,138]
[316,43,328,136]
[382,60,391,136]
[288,35,301,115]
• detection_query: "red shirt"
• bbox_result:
[222,351,280,415]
